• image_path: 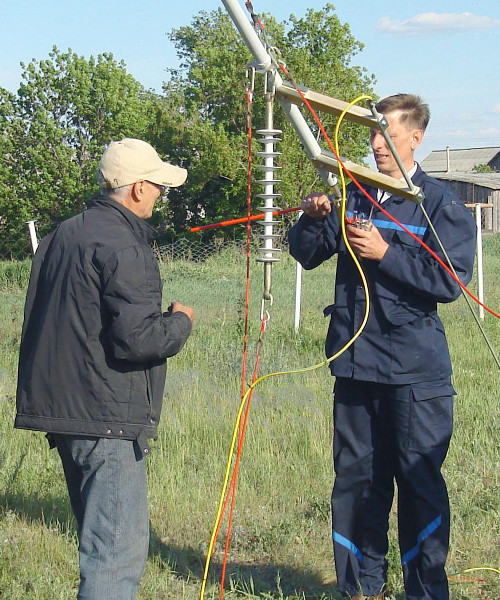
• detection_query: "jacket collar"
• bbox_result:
[386,163,425,204]
[89,195,158,244]
[411,163,425,187]
[358,163,425,206]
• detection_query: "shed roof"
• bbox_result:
[421,147,500,174]
[433,172,500,191]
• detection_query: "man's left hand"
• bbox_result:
[346,223,389,262]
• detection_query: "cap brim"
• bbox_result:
[148,163,188,188]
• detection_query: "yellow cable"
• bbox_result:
[331,94,373,364]
[199,95,373,600]
[463,567,500,575]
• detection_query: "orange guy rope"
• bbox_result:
[190,206,299,233]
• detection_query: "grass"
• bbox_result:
[0,237,499,600]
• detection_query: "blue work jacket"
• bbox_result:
[288,165,476,384]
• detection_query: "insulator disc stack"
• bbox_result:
[255,127,282,264]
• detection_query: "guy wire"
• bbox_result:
[419,203,500,368]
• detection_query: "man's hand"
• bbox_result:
[164,301,194,323]
[346,223,389,262]
[301,192,332,219]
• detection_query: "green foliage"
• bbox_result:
[0,6,377,246]
[0,48,155,236]
[160,5,376,238]
[473,163,497,173]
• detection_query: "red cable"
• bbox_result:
[190,206,299,232]
[219,318,267,599]
[216,86,269,600]
[212,87,254,550]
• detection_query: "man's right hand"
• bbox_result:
[165,301,194,323]
[301,192,332,219]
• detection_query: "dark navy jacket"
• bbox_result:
[288,165,476,384]
[16,197,192,448]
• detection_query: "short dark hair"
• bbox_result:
[375,94,430,132]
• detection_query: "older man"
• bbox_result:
[16,138,194,600]
[289,95,476,600]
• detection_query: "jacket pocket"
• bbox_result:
[389,313,451,377]
[323,303,352,360]
[127,369,151,424]
[323,304,335,317]
[391,228,423,251]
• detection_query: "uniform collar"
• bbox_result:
[377,163,419,203]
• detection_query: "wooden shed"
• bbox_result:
[421,147,500,233]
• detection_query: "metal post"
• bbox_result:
[475,204,484,320]
[221,0,272,73]
[26,220,38,255]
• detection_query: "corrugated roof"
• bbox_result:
[433,172,500,190]
[421,147,500,173]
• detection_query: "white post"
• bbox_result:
[294,210,303,333]
[26,220,39,255]
[294,261,302,333]
[475,204,484,320]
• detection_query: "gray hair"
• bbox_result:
[100,184,133,201]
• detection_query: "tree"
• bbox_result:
[0,47,156,238]
[473,163,497,174]
[161,4,376,238]
[0,6,377,246]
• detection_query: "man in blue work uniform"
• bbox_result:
[288,94,476,600]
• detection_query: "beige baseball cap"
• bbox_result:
[97,138,187,189]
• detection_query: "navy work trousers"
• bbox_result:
[331,378,453,600]
[54,435,149,600]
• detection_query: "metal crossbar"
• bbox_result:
[221,0,425,205]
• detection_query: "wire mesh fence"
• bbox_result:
[0,204,493,263]
[0,227,35,261]
[0,222,285,263]
[156,238,252,262]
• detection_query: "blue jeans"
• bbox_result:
[54,435,149,600]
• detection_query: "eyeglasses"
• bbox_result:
[158,185,170,203]
[146,181,169,198]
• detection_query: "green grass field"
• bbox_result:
[0,237,498,600]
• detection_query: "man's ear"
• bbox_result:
[411,129,424,150]
[131,181,145,202]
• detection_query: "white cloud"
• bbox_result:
[493,104,500,113]
[376,12,500,36]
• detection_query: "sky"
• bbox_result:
[1,0,499,166]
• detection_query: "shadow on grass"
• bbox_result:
[0,489,76,533]
[0,493,407,600]
[0,489,343,599]
[149,530,344,600]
